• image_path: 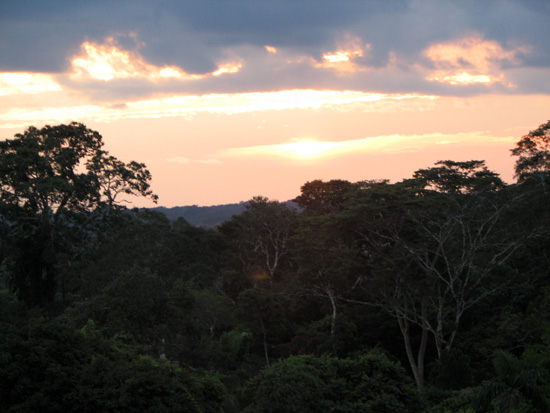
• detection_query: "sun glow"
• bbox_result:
[281,140,335,158]
[221,131,519,162]
[323,51,358,63]
[424,36,528,86]
[426,71,497,85]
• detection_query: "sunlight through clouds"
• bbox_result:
[318,35,370,73]
[424,35,529,86]
[0,89,435,129]
[1,1,547,208]
[429,72,497,86]
[276,140,339,158]
[70,38,242,82]
[221,132,518,161]
[0,105,104,129]
[126,91,434,117]
[0,73,62,95]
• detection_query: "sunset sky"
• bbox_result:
[1,1,549,207]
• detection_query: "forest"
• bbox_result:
[1,121,550,412]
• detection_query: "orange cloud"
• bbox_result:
[318,35,370,73]
[424,35,528,86]
[221,131,517,161]
[239,139,339,159]
[70,38,242,81]
[0,89,435,129]
[126,90,433,117]
[0,72,62,95]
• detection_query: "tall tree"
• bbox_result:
[345,162,525,390]
[511,120,550,184]
[341,180,431,390]
[220,196,297,286]
[294,179,361,214]
[0,123,157,307]
[405,160,504,195]
[292,211,360,355]
[237,287,288,366]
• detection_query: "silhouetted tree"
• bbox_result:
[0,123,157,307]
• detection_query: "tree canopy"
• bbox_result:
[0,122,157,307]
[512,120,550,183]
[2,120,550,411]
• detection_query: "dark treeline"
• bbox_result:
[1,121,550,412]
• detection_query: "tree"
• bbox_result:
[474,350,550,412]
[0,316,213,412]
[341,180,432,391]
[294,179,361,214]
[0,123,157,307]
[404,160,504,195]
[511,120,550,184]
[160,217,228,289]
[237,287,289,366]
[292,211,360,355]
[100,267,175,351]
[399,161,519,357]
[220,196,297,286]
[243,351,422,413]
[344,163,525,390]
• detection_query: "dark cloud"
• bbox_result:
[1,0,548,95]
[167,1,370,44]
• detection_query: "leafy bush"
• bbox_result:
[243,350,422,412]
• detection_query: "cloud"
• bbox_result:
[315,34,371,74]
[220,131,517,160]
[0,73,61,96]
[48,31,546,101]
[423,35,530,86]
[69,38,242,82]
[131,90,433,115]
[167,156,190,164]
[0,1,549,99]
[167,156,221,165]
[0,88,436,129]
[0,103,104,129]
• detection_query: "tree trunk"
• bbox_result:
[260,319,270,365]
[397,303,428,392]
[327,288,338,356]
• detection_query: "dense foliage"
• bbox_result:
[1,121,550,411]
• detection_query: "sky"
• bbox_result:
[1,1,549,208]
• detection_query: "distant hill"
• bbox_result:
[152,202,248,227]
[152,200,298,228]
